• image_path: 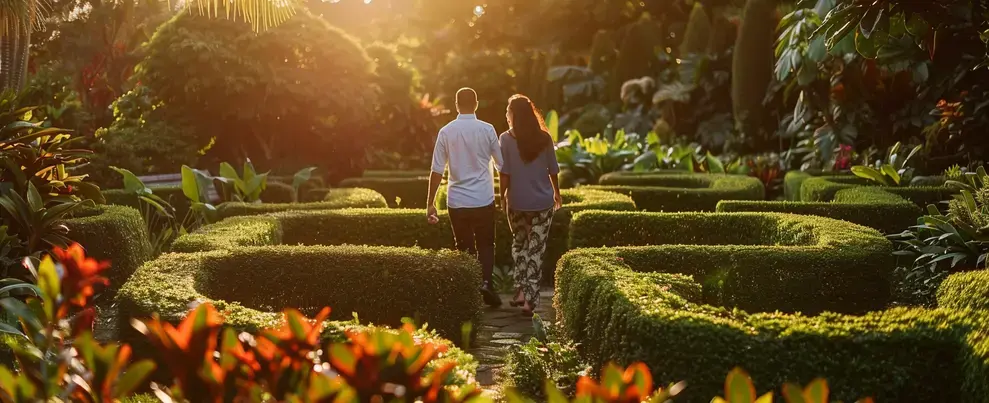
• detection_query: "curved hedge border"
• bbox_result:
[938,270,989,311]
[586,172,765,212]
[216,188,388,219]
[63,205,153,288]
[568,211,895,314]
[338,177,429,208]
[800,176,953,207]
[555,247,989,402]
[119,245,480,339]
[174,188,635,284]
[715,186,921,233]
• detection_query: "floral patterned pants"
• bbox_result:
[508,208,555,308]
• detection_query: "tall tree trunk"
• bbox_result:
[10,23,30,92]
[0,31,14,93]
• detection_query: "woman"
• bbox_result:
[498,94,562,316]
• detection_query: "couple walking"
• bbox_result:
[425,88,562,316]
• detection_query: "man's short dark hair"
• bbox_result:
[456,87,478,111]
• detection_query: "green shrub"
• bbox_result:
[215,188,388,219]
[103,184,190,219]
[362,170,434,178]
[568,210,894,314]
[800,176,954,207]
[338,176,429,208]
[176,188,634,284]
[555,247,989,401]
[62,206,153,288]
[715,187,921,233]
[118,245,481,339]
[679,2,711,55]
[782,171,812,201]
[588,172,764,212]
[731,0,775,132]
[938,270,989,311]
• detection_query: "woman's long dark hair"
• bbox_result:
[507,94,552,164]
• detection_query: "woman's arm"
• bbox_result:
[550,173,562,210]
[499,172,511,210]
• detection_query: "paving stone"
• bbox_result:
[491,332,523,339]
[490,339,521,346]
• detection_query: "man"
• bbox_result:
[426,87,503,308]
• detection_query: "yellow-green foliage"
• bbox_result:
[216,188,388,219]
[557,211,989,401]
[680,2,711,55]
[716,187,921,233]
[119,245,481,338]
[587,172,765,212]
[63,206,153,288]
[938,270,989,311]
[731,0,776,130]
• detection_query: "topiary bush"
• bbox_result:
[118,245,480,339]
[127,10,378,180]
[679,2,711,55]
[568,211,895,314]
[731,0,776,134]
[716,186,921,233]
[215,188,388,219]
[62,205,153,288]
[338,176,430,208]
[800,176,954,207]
[587,172,764,212]
[555,246,989,402]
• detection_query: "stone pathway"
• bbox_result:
[470,288,555,396]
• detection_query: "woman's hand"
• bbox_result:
[554,192,563,211]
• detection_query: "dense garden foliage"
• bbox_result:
[1,0,989,401]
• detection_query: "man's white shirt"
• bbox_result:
[431,114,504,209]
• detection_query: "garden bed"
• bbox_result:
[63,205,153,288]
[216,187,388,219]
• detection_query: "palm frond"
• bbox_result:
[176,0,300,31]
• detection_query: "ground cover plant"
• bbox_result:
[556,210,989,401]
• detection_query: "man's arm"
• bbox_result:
[426,130,447,215]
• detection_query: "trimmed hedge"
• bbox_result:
[63,205,153,288]
[938,270,989,311]
[338,177,430,208]
[586,172,764,212]
[362,170,434,178]
[568,210,895,314]
[800,176,954,207]
[119,245,481,338]
[175,188,635,284]
[555,247,989,402]
[715,187,921,233]
[216,188,388,219]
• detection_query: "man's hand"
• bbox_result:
[426,206,439,224]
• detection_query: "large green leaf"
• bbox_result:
[181,166,202,202]
[880,164,901,185]
[706,152,726,174]
[851,166,890,185]
[110,166,150,196]
[545,110,560,143]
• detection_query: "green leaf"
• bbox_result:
[725,368,756,403]
[292,167,317,192]
[881,164,901,185]
[855,29,883,59]
[25,182,43,213]
[782,383,805,403]
[706,152,726,174]
[544,378,569,403]
[110,166,150,195]
[802,379,828,403]
[114,360,156,397]
[851,166,890,186]
[181,166,202,203]
[546,110,560,142]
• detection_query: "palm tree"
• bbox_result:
[0,0,299,93]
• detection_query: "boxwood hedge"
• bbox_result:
[938,270,989,312]
[216,188,388,219]
[555,247,989,402]
[568,210,895,314]
[63,205,153,288]
[586,172,765,212]
[338,176,430,208]
[177,188,634,283]
[118,245,481,339]
[800,176,953,207]
[715,186,921,233]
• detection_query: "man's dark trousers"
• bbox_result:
[447,203,495,285]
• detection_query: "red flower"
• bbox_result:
[52,244,110,309]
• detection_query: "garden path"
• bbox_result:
[471,287,555,397]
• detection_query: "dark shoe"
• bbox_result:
[480,282,502,308]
